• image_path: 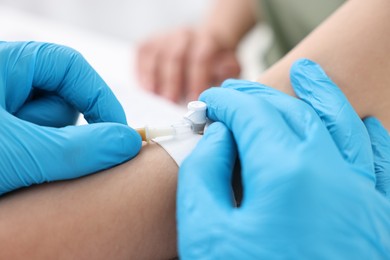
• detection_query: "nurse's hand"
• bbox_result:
[136,27,240,102]
[0,42,141,195]
[177,59,390,258]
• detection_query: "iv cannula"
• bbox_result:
[136,101,207,142]
[136,122,192,142]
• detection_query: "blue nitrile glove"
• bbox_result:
[0,41,141,195]
[177,59,390,259]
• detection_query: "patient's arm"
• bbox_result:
[0,143,178,259]
[259,0,390,129]
[1,1,389,259]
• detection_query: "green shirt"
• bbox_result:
[259,0,345,66]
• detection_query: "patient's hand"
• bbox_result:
[136,27,240,102]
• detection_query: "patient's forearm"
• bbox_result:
[0,143,178,259]
[258,0,390,128]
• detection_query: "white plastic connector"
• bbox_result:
[136,101,208,142]
[145,126,175,141]
[184,101,207,134]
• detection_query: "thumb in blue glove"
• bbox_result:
[0,42,141,195]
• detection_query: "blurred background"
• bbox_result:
[0,0,208,42]
[0,0,269,78]
[0,0,270,125]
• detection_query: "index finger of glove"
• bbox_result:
[15,42,127,124]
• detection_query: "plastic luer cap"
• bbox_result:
[187,101,207,112]
[185,101,207,125]
[184,101,207,134]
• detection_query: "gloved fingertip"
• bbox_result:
[290,60,311,98]
[290,58,328,93]
[199,86,218,103]
[199,87,231,123]
[221,78,244,88]
[83,89,128,125]
[291,58,325,76]
[363,117,388,133]
[119,125,143,159]
[290,58,345,109]
[93,123,142,163]
[220,78,267,90]
[292,58,316,67]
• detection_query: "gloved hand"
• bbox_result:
[0,41,141,195]
[177,59,390,258]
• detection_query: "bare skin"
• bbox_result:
[0,0,389,259]
[136,0,256,102]
[0,143,178,259]
[258,0,390,128]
